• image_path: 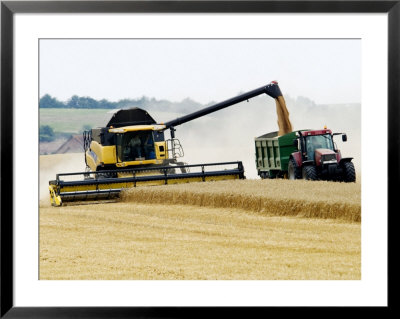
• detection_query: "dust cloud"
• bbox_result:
[39,153,86,206]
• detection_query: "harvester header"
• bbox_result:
[49,161,245,206]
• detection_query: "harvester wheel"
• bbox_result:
[288,158,301,180]
[302,165,318,181]
[342,161,356,183]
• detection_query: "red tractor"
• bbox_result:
[288,128,356,182]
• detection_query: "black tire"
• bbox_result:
[288,158,301,180]
[342,161,356,183]
[302,165,318,181]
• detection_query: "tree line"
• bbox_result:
[40,94,136,109]
[39,94,203,113]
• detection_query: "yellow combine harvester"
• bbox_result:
[49,81,286,206]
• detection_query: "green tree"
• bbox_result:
[39,125,55,142]
[67,95,80,108]
[39,94,65,108]
[77,96,98,108]
[99,99,116,109]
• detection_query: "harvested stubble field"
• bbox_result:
[40,154,361,280]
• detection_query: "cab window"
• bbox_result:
[305,135,334,160]
[118,131,156,162]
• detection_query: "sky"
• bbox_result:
[39,39,361,105]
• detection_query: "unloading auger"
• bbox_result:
[49,81,287,206]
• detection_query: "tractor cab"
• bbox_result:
[303,132,335,162]
[299,129,348,167]
[298,129,334,163]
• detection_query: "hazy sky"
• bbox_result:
[39,39,361,105]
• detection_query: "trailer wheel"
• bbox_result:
[342,161,356,183]
[302,165,318,181]
[288,158,300,180]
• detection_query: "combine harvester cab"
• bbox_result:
[83,108,181,173]
[255,128,356,182]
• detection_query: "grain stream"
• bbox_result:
[275,95,293,135]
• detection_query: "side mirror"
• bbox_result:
[342,134,347,142]
[293,139,299,148]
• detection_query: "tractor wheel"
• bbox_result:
[302,165,318,181]
[342,161,356,182]
[288,158,301,180]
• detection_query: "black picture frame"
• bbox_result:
[1,1,396,317]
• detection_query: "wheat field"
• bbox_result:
[122,179,361,222]
[40,154,361,280]
[40,202,360,280]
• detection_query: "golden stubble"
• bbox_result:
[39,155,360,280]
[40,200,360,280]
[122,179,361,222]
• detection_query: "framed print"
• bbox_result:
[1,0,396,317]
